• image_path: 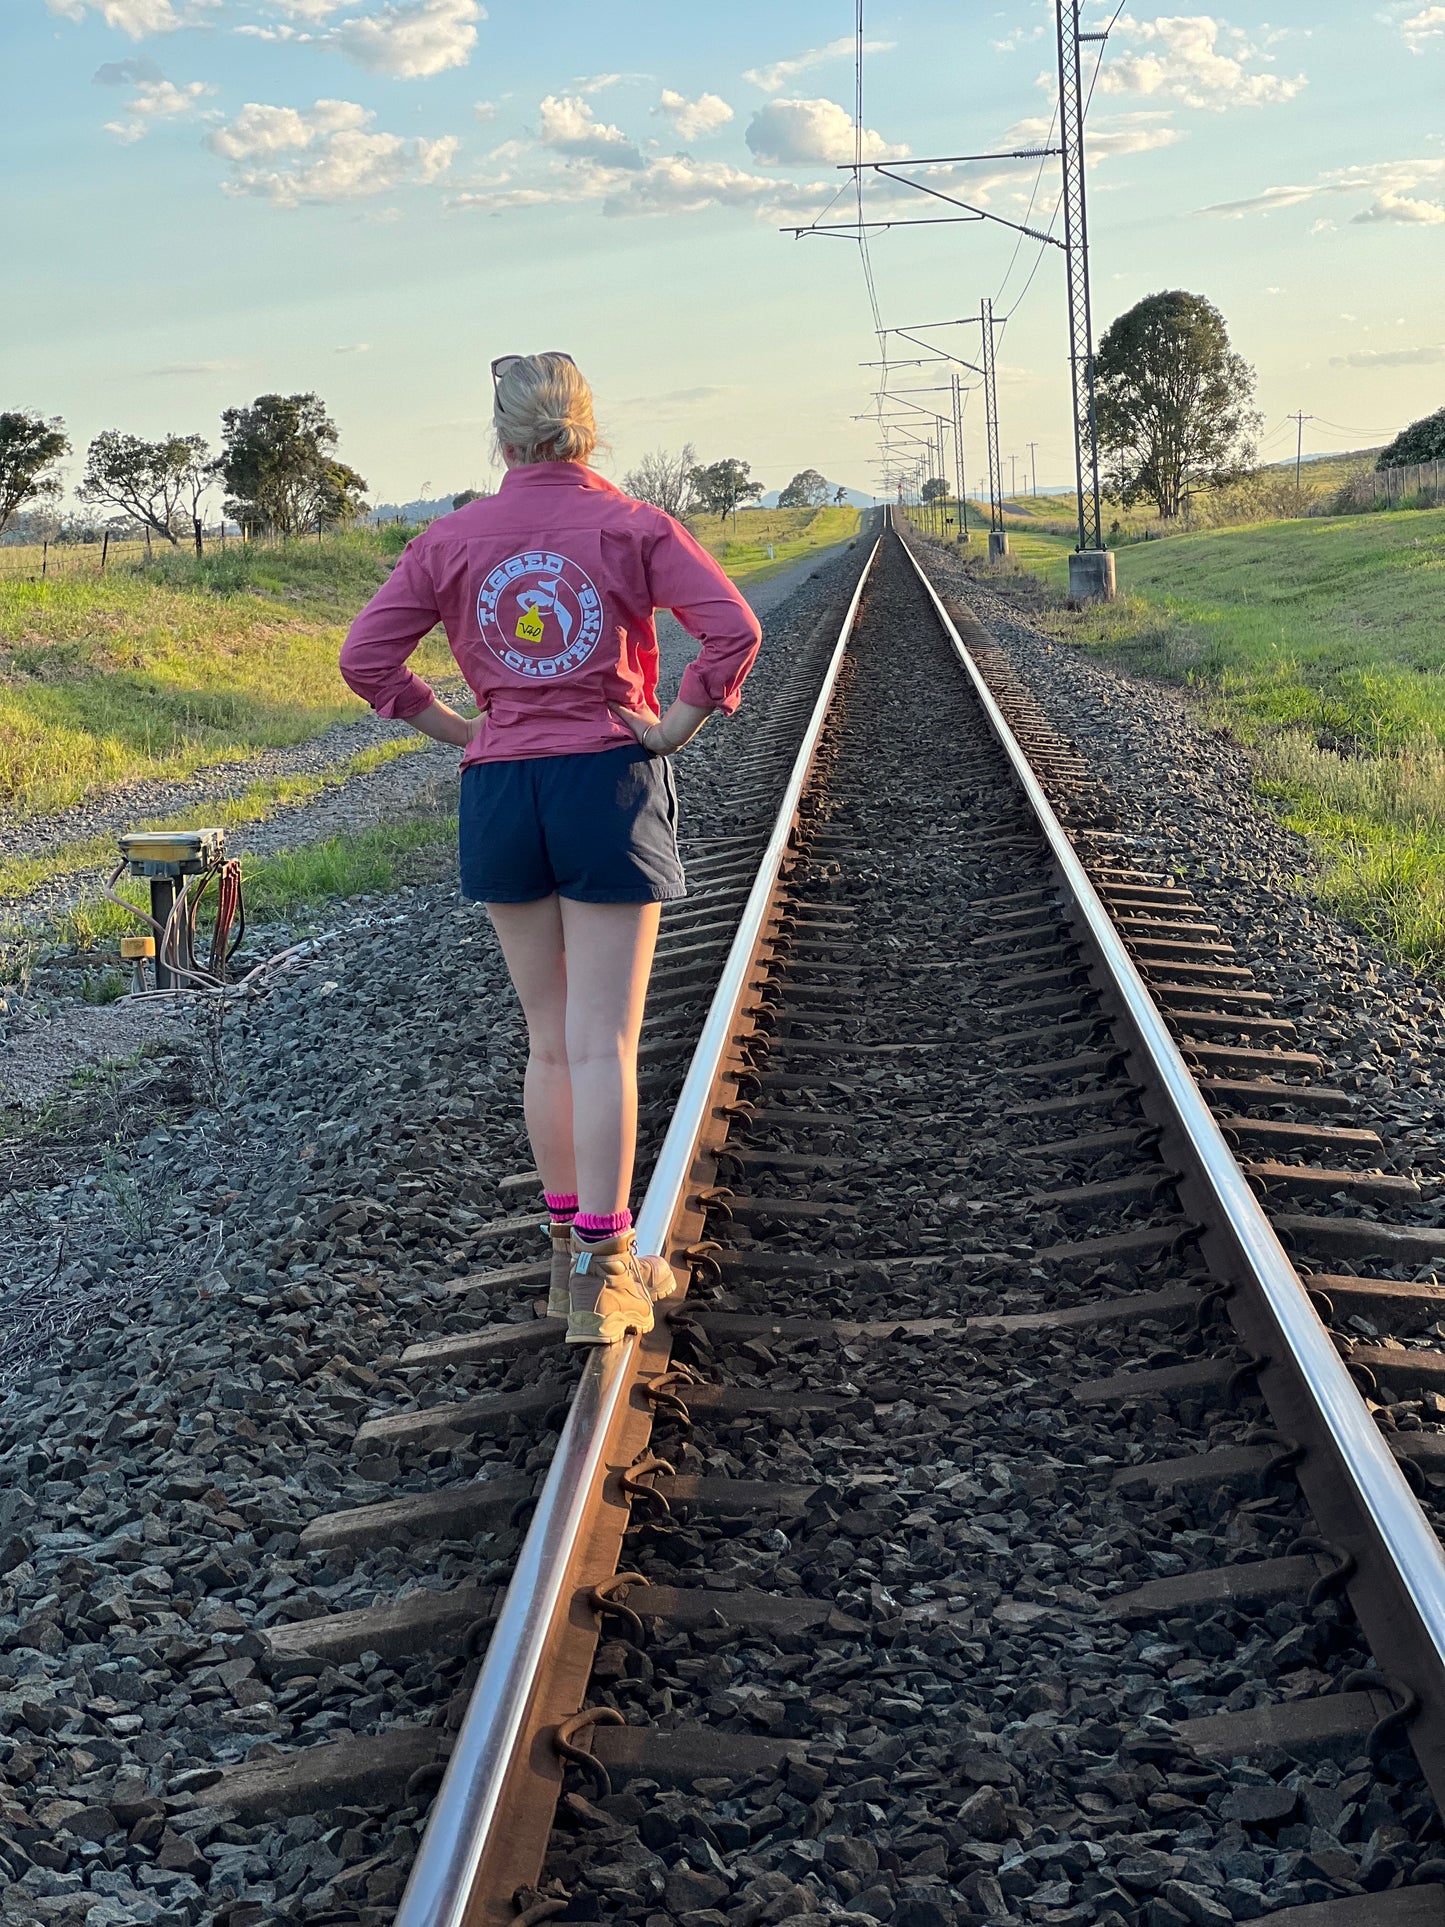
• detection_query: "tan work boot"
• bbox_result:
[566,1229,677,1346]
[545,1221,573,1320]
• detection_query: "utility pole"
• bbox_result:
[1009,453,1017,500]
[1028,441,1039,499]
[1289,410,1314,511]
[952,371,969,542]
[1056,0,1114,598]
[981,297,1007,559]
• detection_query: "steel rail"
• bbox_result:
[899,529,1445,1796]
[394,535,883,1927]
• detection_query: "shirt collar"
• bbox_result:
[499,462,616,492]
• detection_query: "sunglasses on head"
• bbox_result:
[491,351,576,384]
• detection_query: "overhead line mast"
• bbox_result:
[1057,0,1113,595]
[786,1,1123,599]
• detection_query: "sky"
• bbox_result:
[4,0,1444,507]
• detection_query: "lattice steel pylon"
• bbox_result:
[1056,0,1107,555]
[980,298,1003,537]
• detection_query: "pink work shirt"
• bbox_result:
[338,462,762,766]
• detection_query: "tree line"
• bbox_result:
[621,446,847,520]
[0,393,368,547]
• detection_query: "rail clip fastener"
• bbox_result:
[552,1708,626,1800]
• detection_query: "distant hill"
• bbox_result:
[759,482,876,509]
[368,492,477,524]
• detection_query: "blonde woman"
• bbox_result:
[340,352,761,1344]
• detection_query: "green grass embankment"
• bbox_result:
[0,530,453,819]
[687,506,862,586]
[987,510,1445,968]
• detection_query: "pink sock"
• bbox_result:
[544,1191,578,1224]
[574,1209,631,1242]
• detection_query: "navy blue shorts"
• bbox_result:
[459,744,686,905]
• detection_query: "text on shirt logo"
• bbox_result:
[476,549,604,679]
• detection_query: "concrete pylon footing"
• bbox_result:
[988,531,1010,561]
[1069,548,1116,601]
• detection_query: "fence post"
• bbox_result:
[194,516,203,557]
[41,540,47,580]
[100,530,110,574]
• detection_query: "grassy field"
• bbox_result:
[982,508,1445,968]
[990,447,1385,546]
[0,530,454,820]
[686,504,862,584]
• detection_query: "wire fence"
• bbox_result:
[1336,459,1445,513]
[0,523,388,582]
[0,529,236,581]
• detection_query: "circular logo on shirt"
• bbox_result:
[476,549,604,679]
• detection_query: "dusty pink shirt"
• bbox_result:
[338,462,762,765]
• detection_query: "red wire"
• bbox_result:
[208,859,242,976]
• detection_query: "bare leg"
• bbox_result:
[557,899,661,1216]
[484,896,574,1197]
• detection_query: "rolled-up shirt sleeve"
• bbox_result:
[645,517,762,715]
[339,540,441,721]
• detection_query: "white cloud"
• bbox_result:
[571,72,621,93]
[537,93,645,169]
[743,34,893,94]
[145,358,237,375]
[1098,15,1305,109]
[450,152,823,223]
[103,74,211,142]
[602,156,804,217]
[334,341,371,352]
[208,98,457,205]
[991,23,1045,52]
[330,0,481,78]
[1007,108,1182,161]
[745,97,907,165]
[265,0,347,14]
[1402,5,1445,48]
[209,97,370,160]
[473,98,497,121]
[46,0,195,32]
[1205,156,1445,221]
[1331,344,1445,367]
[655,88,733,141]
[1353,189,1445,224]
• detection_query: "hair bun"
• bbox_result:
[492,352,598,467]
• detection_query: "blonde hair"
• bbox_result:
[493,352,598,466]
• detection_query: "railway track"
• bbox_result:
[163,518,1445,1925]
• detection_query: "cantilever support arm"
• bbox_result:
[866,165,1066,246]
